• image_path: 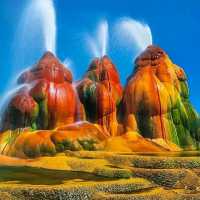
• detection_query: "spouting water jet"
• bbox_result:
[1,0,57,120]
[86,20,109,58]
[13,0,57,72]
[23,0,57,54]
[115,17,153,56]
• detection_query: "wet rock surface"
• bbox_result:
[122,46,199,149]
[0,46,199,156]
[0,52,83,131]
[76,56,123,137]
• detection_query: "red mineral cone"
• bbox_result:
[1,52,84,131]
[76,56,123,136]
[122,45,199,149]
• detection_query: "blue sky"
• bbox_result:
[0,0,200,112]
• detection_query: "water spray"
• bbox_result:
[0,0,57,119]
[114,17,153,55]
[86,20,109,58]
[25,0,56,53]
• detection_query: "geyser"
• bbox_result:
[1,0,57,122]
[11,0,57,86]
[14,0,57,66]
[115,17,153,54]
[86,20,109,57]
[24,0,57,53]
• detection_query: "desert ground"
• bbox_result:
[1,151,200,199]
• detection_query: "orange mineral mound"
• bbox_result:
[103,131,181,152]
[0,46,199,158]
[0,122,107,158]
[122,45,199,149]
[0,52,84,131]
[76,56,123,137]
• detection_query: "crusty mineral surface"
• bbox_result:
[122,45,199,149]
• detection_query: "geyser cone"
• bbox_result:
[135,45,166,70]
[18,51,72,84]
[13,0,57,75]
[86,56,121,83]
[76,55,123,136]
[122,45,199,149]
[1,52,84,132]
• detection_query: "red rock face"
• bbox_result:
[1,52,83,131]
[18,52,73,84]
[1,47,199,157]
[76,56,123,136]
[122,45,199,148]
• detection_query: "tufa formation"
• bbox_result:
[0,46,199,158]
[76,56,123,137]
[122,46,199,149]
[0,52,84,131]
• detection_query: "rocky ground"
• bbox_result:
[1,151,200,199]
